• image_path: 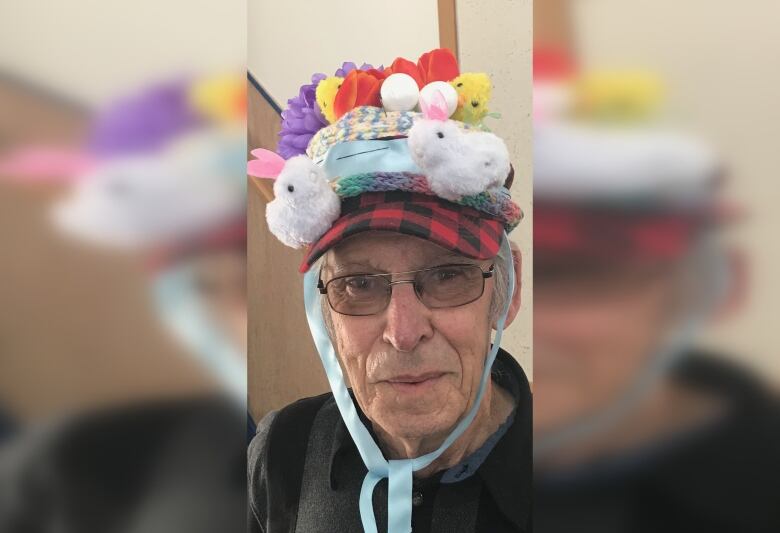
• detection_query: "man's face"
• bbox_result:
[322,232,495,441]
[533,255,686,434]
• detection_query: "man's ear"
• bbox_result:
[496,241,522,329]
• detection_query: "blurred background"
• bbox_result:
[0,1,248,532]
[0,0,246,425]
[565,0,779,377]
[534,1,779,532]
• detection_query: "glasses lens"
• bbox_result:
[326,275,389,315]
[417,265,486,308]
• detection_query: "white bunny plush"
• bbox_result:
[248,150,340,249]
[408,90,510,201]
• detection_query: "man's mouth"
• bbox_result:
[384,372,446,392]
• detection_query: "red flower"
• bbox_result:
[417,48,459,83]
[333,68,387,120]
[388,56,425,88]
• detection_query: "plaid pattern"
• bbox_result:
[300,191,504,272]
[333,172,524,232]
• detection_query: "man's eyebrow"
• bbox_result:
[427,252,477,265]
[327,253,478,276]
[443,251,472,261]
[329,260,387,275]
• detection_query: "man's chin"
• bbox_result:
[371,406,460,442]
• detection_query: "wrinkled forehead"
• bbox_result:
[323,231,480,274]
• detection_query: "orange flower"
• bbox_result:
[333,68,387,120]
[417,48,460,83]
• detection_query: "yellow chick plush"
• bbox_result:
[315,76,343,124]
[451,73,492,123]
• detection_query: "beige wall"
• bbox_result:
[248,0,440,106]
[571,0,780,380]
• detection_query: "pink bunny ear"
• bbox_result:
[420,90,449,121]
[419,94,431,118]
[0,146,95,183]
[247,148,285,179]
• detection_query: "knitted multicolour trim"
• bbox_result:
[307,106,474,160]
[333,172,523,231]
[459,187,524,231]
[334,172,432,196]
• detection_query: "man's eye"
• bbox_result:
[434,268,463,282]
[346,276,375,291]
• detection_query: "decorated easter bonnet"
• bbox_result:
[250,48,522,272]
[249,48,521,533]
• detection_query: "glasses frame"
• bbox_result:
[318,263,495,316]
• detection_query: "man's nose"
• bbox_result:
[382,282,434,353]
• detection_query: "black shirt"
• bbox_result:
[248,348,532,532]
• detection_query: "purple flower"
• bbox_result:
[276,63,384,159]
[277,73,329,159]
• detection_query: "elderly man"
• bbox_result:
[248,49,531,533]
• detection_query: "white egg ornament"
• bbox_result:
[380,73,420,112]
[264,155,340,249]
[419,81,459,118]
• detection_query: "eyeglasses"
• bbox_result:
[318,263,495,316]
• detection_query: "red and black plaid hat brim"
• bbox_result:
[300,191,504,272]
